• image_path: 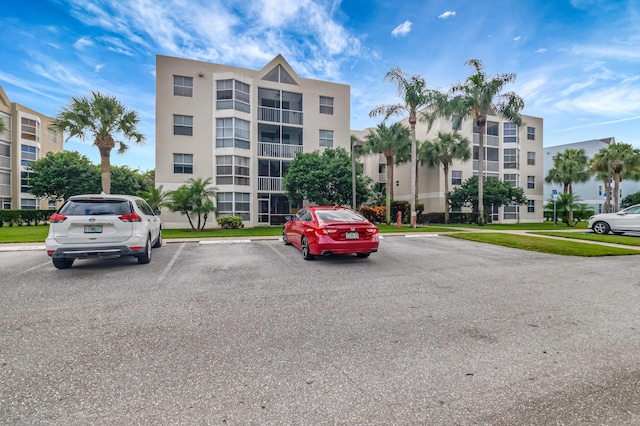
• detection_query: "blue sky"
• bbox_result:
[1,0,639,172]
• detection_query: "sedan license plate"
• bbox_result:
[84,225,103,233]
[345,232,359,239]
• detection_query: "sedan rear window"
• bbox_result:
[59,200,132,216]
[316,209,365,222]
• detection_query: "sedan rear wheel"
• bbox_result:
[301,236,315,260]
[592,221,610,235]
[282,228,291,245]
[137,236,152,264]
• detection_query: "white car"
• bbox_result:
[46,194,162,269]
[588,204,640,235]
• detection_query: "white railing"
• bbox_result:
[258,107,280,123]
[258,177,284,191]
[0,156,10,169]
[0,184,10,196]
[473,160,500,172]
[257,107,303,125]
[258,142,303,159]
[378,173,387,183]
[473,134,500,147]
[282,110,303,125]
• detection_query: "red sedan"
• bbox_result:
[282,206,379,260]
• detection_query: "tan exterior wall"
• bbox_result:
[156,55,350,228]
[353,113,545,223]
[0,85,63,210]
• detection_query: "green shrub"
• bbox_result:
[0,209,53,227]
[217,215,243,229]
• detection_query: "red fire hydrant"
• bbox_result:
[397,211,402,229]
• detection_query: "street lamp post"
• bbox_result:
[607,160,624,213]
[352,139,363,210]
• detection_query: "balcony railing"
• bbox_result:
[473,160,500,172]
[378,173,387,183]
[258,106,303,125]
[473,134,500,147]
[258,177,284,191]
[0,155,10,169]
[258,142,303,159]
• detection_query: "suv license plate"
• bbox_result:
[84,225,103,233]
[345,232,359,239]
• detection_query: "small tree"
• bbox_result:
[166,178,217,231]
[544,193,593,227]
[284,148,372,206]
[27,151,100,201]
[448,177,527,222]
[110,165,150,195]
[138,185,168,211]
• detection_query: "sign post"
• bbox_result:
[552,190,558,229]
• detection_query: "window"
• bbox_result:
[173,115,193,136]
[21,144,38,166]
[504,122,517,143]
[216,79,250,112]
[452,170,462,186]
[173,153,193,174]
[319,130,333,147]
[0,198,11,209]
[451,116,462,131]
[21,171,33,193]
[217,192,250,220]
[21,198,37,210]
[48,199,57,210]
[527,151,535,165]
[0,170,10,197]
[174,75,194,97]
[0,143,10,169]
[216,118,250,149]
[262,65,296,84]
[48,129,57,144]
[503,204,518,219]
[527,176,535,189]
[21,117,39,142]
[216,155,250,185]
[0,113,10,141]
[503,173,518,187]
[320,96,334,114]
[527,200,535,213]
[504,148,519,169]
[599,185,602,196]
[487,121,499,136]
[527,127,535,140]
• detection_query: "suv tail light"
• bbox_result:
[50,213,67,223]
[119,212,142,222]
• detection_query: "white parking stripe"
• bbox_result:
[156,243,186,286]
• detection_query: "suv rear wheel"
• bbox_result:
[52,258,74,269]
[137,236,152,264]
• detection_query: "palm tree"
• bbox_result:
[420,132,471,223]
[370,67,440,227]
[50,91,145,194]
[447,59,524,225]
[545,148,590,222]
[167,178,218,231]
[138,185,168,211]
[590,142,640,212]
[362,123,410,224]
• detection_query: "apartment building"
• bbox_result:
[543,138,640,213]
[353,112,545,223]
[155,54,350,228]
[0,85,63,210]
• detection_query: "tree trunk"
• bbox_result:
[477,120,486,226]
[99,149,111,194]
[443,163,450,224]
[385,155,393,224]
[604,179,611,214]
[614,172,621,212]
[409,112,417,228]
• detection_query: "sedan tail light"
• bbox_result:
[365,228,378,235]
[315,228,338,236]
[119,212,142,222]
[50,213,67,223]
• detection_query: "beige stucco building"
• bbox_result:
[155,54,351,228]
[353,112,545,223]
[0,85,63,210]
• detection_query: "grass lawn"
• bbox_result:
[447,232,640,256]
[533,231,640,247]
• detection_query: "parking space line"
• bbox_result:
[156,242,185,286]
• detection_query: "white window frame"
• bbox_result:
[503,173,519,188]
[21,144,38,167]
[319,130,334,147]
[173,153,193,174]
[173,75,194,97]
[527,151,535,165]
[503,148,519,169]
[527,176,535,189]
[452,170,462,186]
[527,126,535,140]
[319,96,334,114]
[173,115,193,136]
[503,122,517,143]
[21,117,39,142]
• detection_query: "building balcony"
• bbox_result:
[258,106,303,125]
[473,160,500,173]
[473,134,500,147]
[258,177,284,192]
[258,142,303,159]
[0,155,10,169]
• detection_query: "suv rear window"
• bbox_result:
[59,200,132,216]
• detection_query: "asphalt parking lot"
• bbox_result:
[1,235,640,425]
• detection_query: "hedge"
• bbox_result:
[0,210,54,227]
[216,215,244,229]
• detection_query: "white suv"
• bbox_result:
[46,194,162,269]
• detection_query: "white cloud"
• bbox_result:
[438,11,456,19]
[535,48,547,53]
[73,37,94,50]
[391,21,412,37]
[513,36,521,41]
